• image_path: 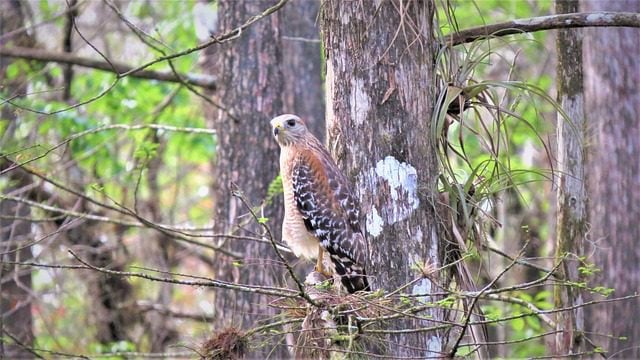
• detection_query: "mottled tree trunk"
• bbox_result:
[0,1,35,357]
[203,0,287,356]
[582,0,640,357]
[554,0,586,355]
[322,0,445,356]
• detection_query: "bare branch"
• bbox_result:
[483,293,555,328]
[67,249,299,298]
[132,300,215,322]
[445,12,640,46]
[0,46,217,89]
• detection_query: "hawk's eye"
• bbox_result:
[286,119,296,127]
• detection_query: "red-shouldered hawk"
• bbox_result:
[270,114,370,293]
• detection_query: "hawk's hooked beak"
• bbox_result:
[273,124,282,138]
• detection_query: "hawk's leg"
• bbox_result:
[314,245,332,277]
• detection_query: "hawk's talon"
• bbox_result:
[314,247,333,278]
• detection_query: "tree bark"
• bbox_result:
[554,0,587,356]
[281,0,325,141]
[322,0,446,356]
[582,0,640,358]
[0,1,35,357]
[202,0,288,356]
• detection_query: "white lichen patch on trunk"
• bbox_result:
[366,205,384,238]
[350,77,370,126]
[362,156,420,236]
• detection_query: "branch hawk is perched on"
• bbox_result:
[270,114,370,293]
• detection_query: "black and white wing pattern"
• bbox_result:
[291,148,369,293]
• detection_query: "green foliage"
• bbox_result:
[591,286,614,297]
[265,175,283,205]
[436,295,457,309]
[1,1,218,356]
[578,262,601,277]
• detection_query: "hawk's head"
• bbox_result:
[270,114,307,146]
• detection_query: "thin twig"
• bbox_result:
[484,243,561,279]
[483,293,555,328]
[232,187,318,307]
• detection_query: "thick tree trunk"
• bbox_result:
[0,1,35,357]
[554,0,587,355]
[203,0,287,356]
[322,0,446,356]
[582,0,640,357]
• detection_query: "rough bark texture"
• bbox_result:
[203,0,287,356]
[281,0,325,141]
[554,0,587,356]
[0,1,35,357]
[322,0,445,356]
[582,0,640,357]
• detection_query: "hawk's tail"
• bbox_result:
[330,255,370,293]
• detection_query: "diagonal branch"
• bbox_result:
[445,11,640,46]
[0,46,217,89]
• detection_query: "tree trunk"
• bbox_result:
[554,0,587,356]
[0,1,35,357]
[281,0,325,141]
[582,0,640,357]
[203,0,287,356]
[322,0,446,356]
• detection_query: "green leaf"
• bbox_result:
[511,317,525,332]
[90,183,105,192]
